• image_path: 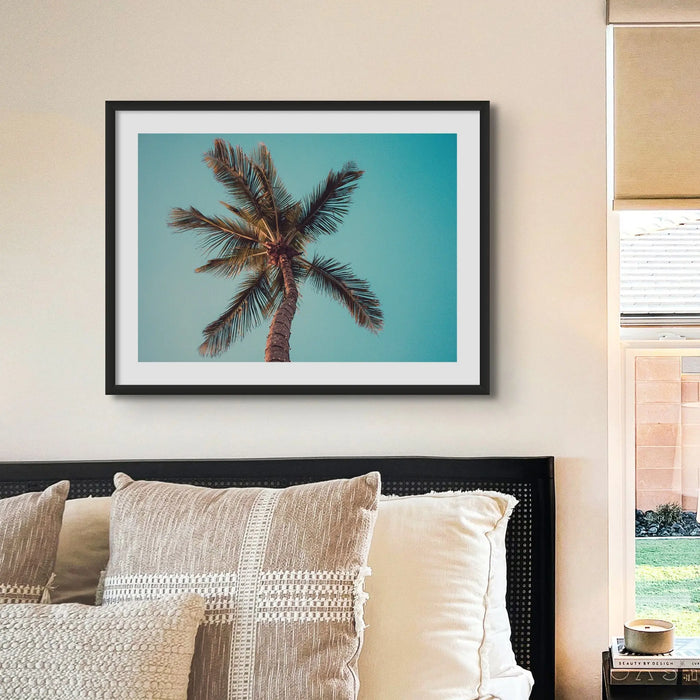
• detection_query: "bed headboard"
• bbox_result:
[0,456,555,699]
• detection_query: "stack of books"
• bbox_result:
[608,637,700,686]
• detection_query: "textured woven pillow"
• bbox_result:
[0,594,204,699]
[53,496,111,604]
[102,472,380,700]
[0,481,69,604]
[358,490,533,700]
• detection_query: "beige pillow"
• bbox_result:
[102,472,380,700]
[0,594,204,699]
[53,496,111,604]
[0,481,69,603]
[358,490,533,700]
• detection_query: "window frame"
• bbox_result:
[610,339,700,634]
[605,18,700,638]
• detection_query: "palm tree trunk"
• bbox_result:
[265,254,299,362]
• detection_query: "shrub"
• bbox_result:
[654,502,683,527]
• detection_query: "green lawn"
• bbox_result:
[636,538,700,636]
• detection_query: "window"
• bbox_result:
[630,348,700,636]
[607,2,700,638]
[620,213,700,328]
[613,209,700,636]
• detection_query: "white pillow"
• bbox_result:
[358,490,532,700]
[0,594,204,699]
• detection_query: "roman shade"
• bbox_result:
[608,0,700,25]
[609,3,700,209]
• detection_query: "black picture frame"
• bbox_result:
[106,101,490,394]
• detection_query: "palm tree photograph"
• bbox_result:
[137,132,459,365]
[168,139,383,362]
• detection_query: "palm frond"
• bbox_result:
[280,201,302,230]
[169,206,251,238]
[194,248,267,278]
[219,201,247,218]
[295,163,364,241]
[299,255,383,332]
[219,200,273,234]
[198,269,272,357]
[203,139,271,228]
[280,203,310,253]
[251,143,295,235]
[169,206,261,258]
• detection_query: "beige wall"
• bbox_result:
[0,1,607,696]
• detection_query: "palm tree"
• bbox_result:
[168,140,383,362]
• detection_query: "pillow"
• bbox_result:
[0,593,204,699]
[0,481,69,604]
[102,472,380,700]
[53,496,111,604]
[358,490,533,700]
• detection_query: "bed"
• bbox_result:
[0,456,555,699]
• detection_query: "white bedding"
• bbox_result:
[485,666,534,700]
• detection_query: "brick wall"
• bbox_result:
[636,356,700,512]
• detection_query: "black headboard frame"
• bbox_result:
[0,456,555,700]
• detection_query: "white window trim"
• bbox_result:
[607,21,629,635]
[608,206,631,637]
[609,338,700,637]
[606,23,700,637]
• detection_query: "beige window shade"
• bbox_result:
[613,26,700,210]
[608,0,700,25]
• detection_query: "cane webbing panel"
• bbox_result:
[0,457,554,700]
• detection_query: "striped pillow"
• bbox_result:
[102,472,380,700]
[0,481,69,604]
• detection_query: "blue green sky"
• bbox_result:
[138,132,457,362]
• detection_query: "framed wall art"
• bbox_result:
[106,101,489,394]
